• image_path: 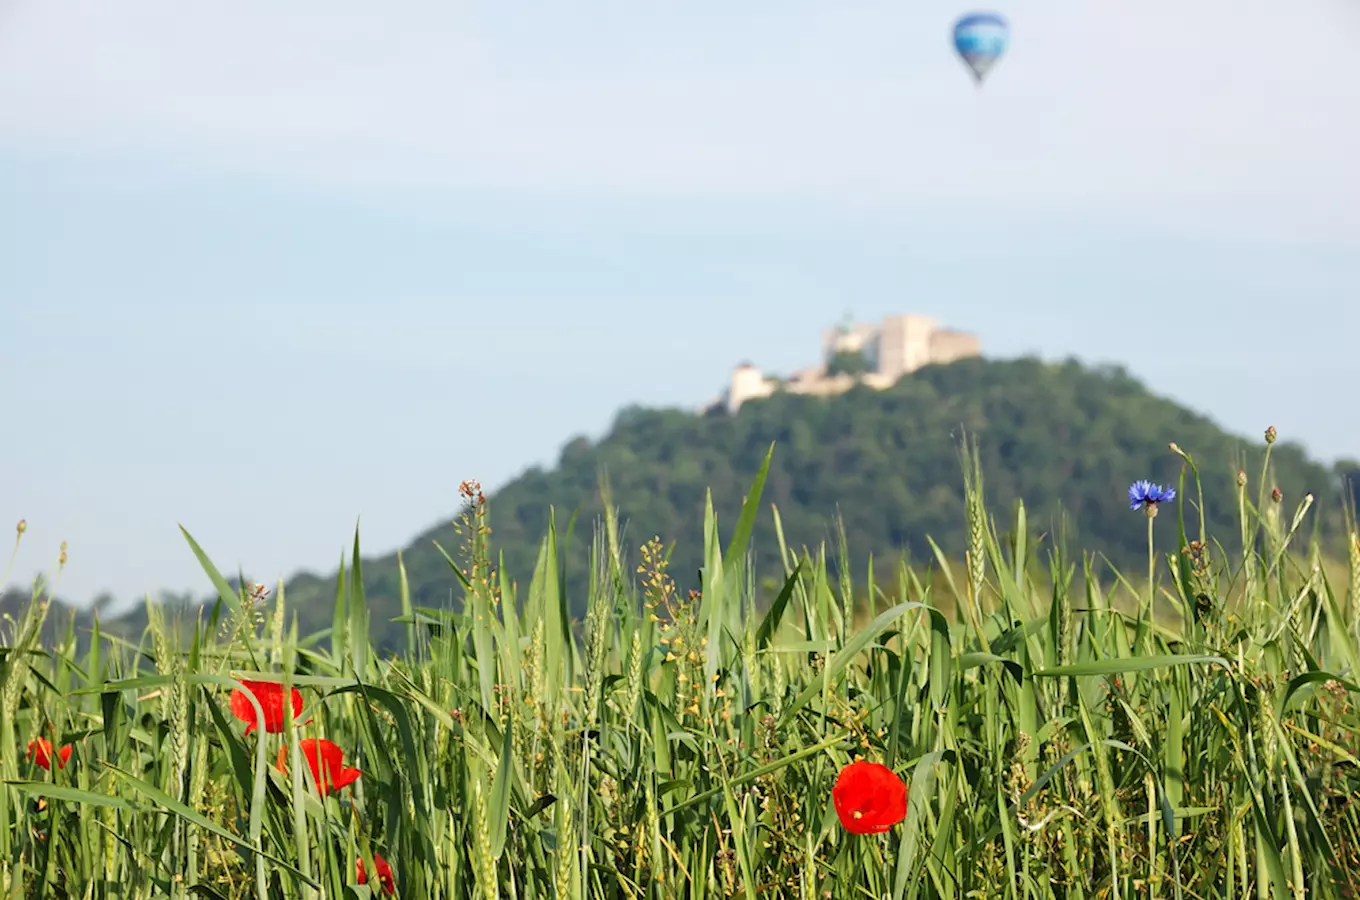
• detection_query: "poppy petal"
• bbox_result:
[300,741,325,791]
[229,681,304,734]
[317,739,345,776]
[27,739,52,770]
[357,852,396,894]
[334,767,362,790]
[288,739,359,796]
[228,687,256,724]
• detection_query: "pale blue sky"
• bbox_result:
[2,0,1358,608]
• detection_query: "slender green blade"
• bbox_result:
[1033,655,1229,677]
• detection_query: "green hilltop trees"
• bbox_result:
[275,356,1346,647]
[3,355,1348,651]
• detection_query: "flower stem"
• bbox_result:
[1146,512,1156,645]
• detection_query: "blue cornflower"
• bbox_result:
[1128,480,1176,514]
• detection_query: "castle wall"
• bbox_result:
[877,314,939,380]
[785,373,857,397]
[724,314,979,412]
[927,329,982,365]
[727,364,775,413]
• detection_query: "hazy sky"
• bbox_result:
[2,0,1358,608]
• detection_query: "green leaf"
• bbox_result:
[178,526,241,619]
[349,524,369,678]
[724,442,774,578]
[489,703,515,860]
[102,763,320,887]
[892,749,955,900]
[6,781,134,810]
[754,559,803,651]
[781,602,937,725]
[1033,654,1228,678]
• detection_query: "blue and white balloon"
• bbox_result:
[952,12,1009,86]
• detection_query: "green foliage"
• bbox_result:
[2,356,1349,654]
[278,356,1346,647]
[1,436,1358,897]
[825,348,870,376]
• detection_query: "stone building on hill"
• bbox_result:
[710,313,981,414]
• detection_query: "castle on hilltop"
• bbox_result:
[710,313,981,414]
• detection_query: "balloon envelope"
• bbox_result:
[952,12,1009,85]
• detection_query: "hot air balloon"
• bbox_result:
[952,12,1009,86]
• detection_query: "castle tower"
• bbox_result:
[876,314,939,380]
[727,362,774,414]
[822,314,879,368]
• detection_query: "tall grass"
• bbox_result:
[1,435,1358,898]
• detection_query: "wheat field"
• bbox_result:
[1,435,1357,898]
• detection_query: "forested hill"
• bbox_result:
[9,356,1348,648]
[271,355,1347,645]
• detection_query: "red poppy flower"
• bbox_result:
[27,738,72,771]
[229,679,304,735]
[832,760,907,834]
[357,852,396,894]
[276,738,361,795]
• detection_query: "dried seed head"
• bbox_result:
[457,479,486,506]
[1180,540,1209,577]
